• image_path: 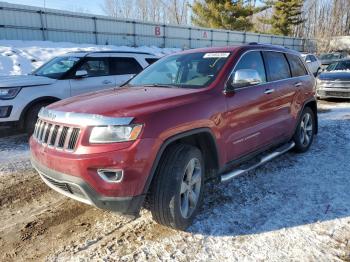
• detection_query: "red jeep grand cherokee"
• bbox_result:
[30,44,317,230]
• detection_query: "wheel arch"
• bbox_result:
[294,98,318,135]
[19,96,60,128]
[143,128,220,195]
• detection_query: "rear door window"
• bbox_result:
[286,54,308,77]
[110,57,143,75]
[263,51,291,81]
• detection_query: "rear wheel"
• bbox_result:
[149,144,204,230]
[293,107,315,153]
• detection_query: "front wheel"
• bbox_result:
[293,107,315,153]
[149,144,204,230]
[24,103,48,135]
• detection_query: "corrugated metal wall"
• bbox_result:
[0,2,317,52]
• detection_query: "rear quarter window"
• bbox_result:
[286,54,308,77]
[145,58,159,65]
[263,51,291,81]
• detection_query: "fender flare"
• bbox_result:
[294,97,318,135]
[142,127,219,195]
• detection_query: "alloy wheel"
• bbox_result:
[179,158,202,219]
[300,112,313,146]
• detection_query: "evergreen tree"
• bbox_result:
[191,0,256,31]
[266,0,304,36]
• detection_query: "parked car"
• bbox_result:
[318,52,348,68]
[317,59,350,99]
[0,51,159,134]
[30,44,317,230]
[301,53,321,76]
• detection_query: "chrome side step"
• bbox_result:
[221,141,295,182]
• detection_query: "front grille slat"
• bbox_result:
[57,126,69,148]
[49,125,59,146]
[33,118,80,152]
[63,127,73,149]
[38,121,45,141]
[67,128,80,150]
[43,123,52,144]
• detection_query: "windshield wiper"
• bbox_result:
[143,84,179,88]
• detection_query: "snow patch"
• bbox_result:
[0,40,180,76]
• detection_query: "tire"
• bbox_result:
[293,107,315,153]
[24,103,48,135]
[149,144,205,230]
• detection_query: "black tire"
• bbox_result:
[293,107,315,153]
[24,103,48,135]
[149,144,205,230]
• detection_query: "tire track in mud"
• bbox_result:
[0,167,103,261]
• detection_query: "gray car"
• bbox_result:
[317,59,350,99]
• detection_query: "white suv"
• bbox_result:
[0,51,158,133]
[301,53,321,76]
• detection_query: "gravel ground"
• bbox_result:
[0,100,350,261]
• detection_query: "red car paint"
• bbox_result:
[30,44,316,211]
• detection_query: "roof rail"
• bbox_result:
[67,50,154,55]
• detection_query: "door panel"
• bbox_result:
[70,76,116,96]
[115,74,134,86]
[224,83,284,161]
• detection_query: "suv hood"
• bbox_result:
[319,71,350,81]
[0,75,56,88]
[49,86,201,118]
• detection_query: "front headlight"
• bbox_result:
[89,124,143,143]
[0,87,21,100]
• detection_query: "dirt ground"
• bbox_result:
[1,100,350,261]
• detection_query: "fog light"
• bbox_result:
[97,169,123,183]
[0,106,12,118]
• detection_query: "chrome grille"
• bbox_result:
[318,90,350,98]
[33,119,80,151]
[318,80,350,89]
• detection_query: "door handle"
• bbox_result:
[264,88,275,94]
[294,82,302,87]
[102,80,112,85]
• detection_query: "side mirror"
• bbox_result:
[226,69,262,92]
[75,70,88,78]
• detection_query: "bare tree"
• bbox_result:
[101,0,190,25]
[100,0,135,19]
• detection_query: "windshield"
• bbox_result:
[32,56,80,79]
[319,53,341,60]
[326,60,350,71]
[128,52,231,88]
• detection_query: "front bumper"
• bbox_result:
[31,156,145,216]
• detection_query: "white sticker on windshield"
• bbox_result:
[203,52,230,58]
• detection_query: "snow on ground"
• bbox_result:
[0,40,180,76]
[0,100,350,261]
[1,40,350,260]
